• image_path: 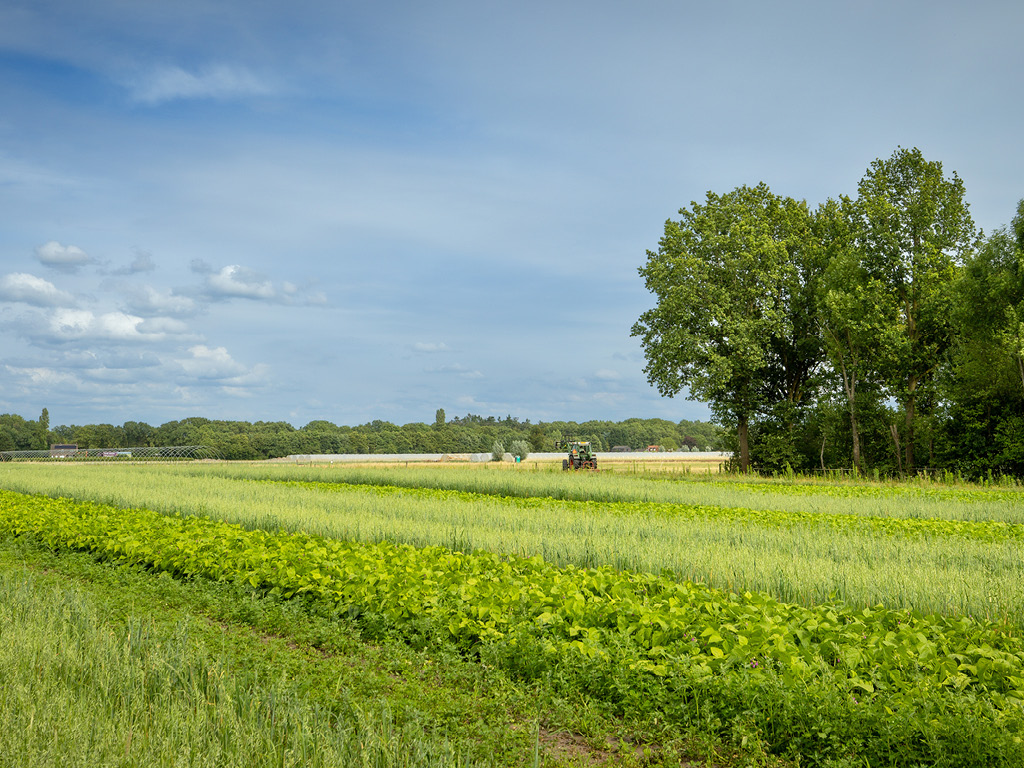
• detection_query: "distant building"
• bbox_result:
[50,443,78,458]
[611,445,631,452]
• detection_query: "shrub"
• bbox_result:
[509,440,530,461]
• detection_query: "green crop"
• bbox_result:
[5,487,1024,765]
[276,478,1024,543]
[2,489,1023,708]
[3,462,1024,626]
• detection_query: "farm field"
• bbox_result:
[2,461,1024,767]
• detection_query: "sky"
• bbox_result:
[1,0,1022,430]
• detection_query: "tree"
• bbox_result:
[632,183,819,471]
[942,200,1024,475]
[434,408,446,428]
[854,147,978,473]
[122,420,155,447]
[815,197,897,473]
[510,439,530,461]
[37,408,50,449]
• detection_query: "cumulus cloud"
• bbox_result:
[41,308,186,343]
[35,241,93,272]
[192,264,322,305]
[123,285,198,317]
[137,316,191,335]
[177,345,245,379]
[129,64,276,105]
[111,250,157,275]
[206,265,276,300]
[0,273,76,307]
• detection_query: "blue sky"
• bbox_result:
[1,1,1021,429]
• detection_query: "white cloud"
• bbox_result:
[124,285,198,317]
[3,365,77,389]
[0,272,76,307]
[138,316,190,335]
[176,345,248,380]
[45,308,176,342]
[129,65,276,105]
[35,241,92,271]
[206,265,276,300]
[594,368,621,381]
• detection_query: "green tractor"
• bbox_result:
[556,438,598,470]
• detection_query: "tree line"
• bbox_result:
[633,146,1024,477]
[0,408,725,461]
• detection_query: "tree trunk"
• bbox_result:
[850,409,861,475]
[890,424,903,476]
[905,383,916,475]
[737,415,750,473]
[839,359,861,475]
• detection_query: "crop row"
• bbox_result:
[186,463,1024,524]
[275,479,1024,544]
[2,490,1023,706]
[5,488,1024,764]
[3,464,1023,624]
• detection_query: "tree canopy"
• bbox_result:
[635,146,1024,477]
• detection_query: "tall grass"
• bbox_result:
[177,462,1024,524]
[0,570,470,768]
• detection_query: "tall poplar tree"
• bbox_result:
[854,147,977,473]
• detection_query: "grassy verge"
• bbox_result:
[0,535,744,768]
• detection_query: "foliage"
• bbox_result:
[632,184,820,472]
[509,439,531,461]
[5,413,727,460]
[634,146,1024,478]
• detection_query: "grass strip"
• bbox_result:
[188,463,1024,519]
[276,478,1024,544]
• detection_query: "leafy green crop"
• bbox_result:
[2,489,1022,703]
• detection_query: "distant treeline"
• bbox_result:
[0,409,726,461]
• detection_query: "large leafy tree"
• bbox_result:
[632,183,820,472]
[944,200,1024,473]
[854,147,977,473]
[815,197,899,473]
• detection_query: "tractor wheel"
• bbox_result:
[562,459,569,471]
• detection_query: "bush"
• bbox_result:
[491,441,505,462]
[510,440,530,461]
